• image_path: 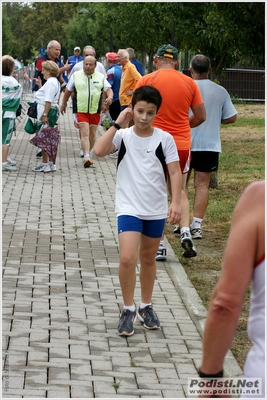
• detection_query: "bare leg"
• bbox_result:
[118,231,140,306]
[139,235,161,303]
[79,123,90,155]
[89,124,97,152]
[193,171,211,219]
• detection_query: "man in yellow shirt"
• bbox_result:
[116,49,142,110]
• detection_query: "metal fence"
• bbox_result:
[17,64,265,102]
[14,65,35,100]
[183,68,265,102]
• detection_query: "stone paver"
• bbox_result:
[2,97,242,398]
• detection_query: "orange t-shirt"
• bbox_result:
[119,61,142,106]
[135,69,204,150]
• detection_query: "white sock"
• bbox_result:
[180,227,190,235]
[84,153,90,159]
[123,304,135,312]
[140,302,151,310]
[191,217,203,229]
[2,162,7,166]
[159,240,164,247]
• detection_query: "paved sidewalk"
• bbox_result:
[2,101,242,398]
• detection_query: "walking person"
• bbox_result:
[116,49,142,110]
[2,55,22,172]
[105,52,122,121]
[184,54,237,239]
[135,44,206,260]
[31,61,61,173]
[60,56,113,168]
[126,47,144,76]
[198,180,265,398]
[94,85,182,336]
[68,46,83,74]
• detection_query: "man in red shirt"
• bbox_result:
[135,44,206,260]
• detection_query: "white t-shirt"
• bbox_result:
[112,127,179,219]
[34,77,60,119]
[190,79,237,152]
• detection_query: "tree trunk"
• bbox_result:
[209,171,218,188]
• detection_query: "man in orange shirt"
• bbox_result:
[135,44,206,260]
[116,49,142,110]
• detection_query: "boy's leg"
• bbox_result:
[118,231,140,306]
[139,235,161,303]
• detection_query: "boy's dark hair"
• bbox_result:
[132,85,162,111]
[191,54,210,74]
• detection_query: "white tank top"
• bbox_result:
[242,256,265,398]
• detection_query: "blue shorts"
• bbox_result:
[118,215,165,238]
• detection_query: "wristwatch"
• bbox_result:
[42,113,47,117]
[110,121,121,130]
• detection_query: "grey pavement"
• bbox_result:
[2,99,242,399]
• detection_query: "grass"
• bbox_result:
[165,102,265,370]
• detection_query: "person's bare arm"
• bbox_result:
[221,114,237,124]
[199,181,265,379]
[167,161,182,225]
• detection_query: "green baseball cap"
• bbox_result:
[156,44,178,60]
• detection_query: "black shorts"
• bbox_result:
[190,151,219,172]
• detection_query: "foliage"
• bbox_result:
[1,2,265,73]
[2,6,13,55]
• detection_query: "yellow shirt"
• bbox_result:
[119,61,142,106]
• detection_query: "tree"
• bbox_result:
[2,6,13,55]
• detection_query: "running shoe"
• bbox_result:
[118,309,136,336]
[109,150,118,159]
[156,245,167,261]
[2,163,17,172]
[7,157,17,166]
[173,225,180,235]
[137,305,160,329]
[190,227,202,239]
[180,231,197,258]
[32,163,47,172]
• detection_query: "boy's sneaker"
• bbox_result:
[118,309,136,336]
[2,163,17,172]
[173,225,180,235]
[84,158,94,168]
[180,231,197,258]
[190,227,202,239]
[32,163,46,172]
[156,245,167,261]
[137,305,160,330]
[7,157,17,166]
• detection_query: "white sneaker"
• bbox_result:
[43,164,51,173]
[2,163,17,172]
[7,157,17,166]
[79,149,84,158]
[180,231,197,258]
[49,163,56,172]
[32,163,46,172]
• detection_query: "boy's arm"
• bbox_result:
[167,161,182,225]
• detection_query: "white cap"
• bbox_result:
[74,46,81,51]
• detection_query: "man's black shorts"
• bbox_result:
[190,151,219,172]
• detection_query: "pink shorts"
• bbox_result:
[178,149,191,174]
[76,112,100,126]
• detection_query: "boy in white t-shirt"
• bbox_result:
[94,86,182,336]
